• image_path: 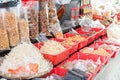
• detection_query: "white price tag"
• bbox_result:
[55,0,71,4]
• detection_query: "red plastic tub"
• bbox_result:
[68,42,79,55]
[76,52,108,65]
[87,35,95,44]
[34,42,69,65]
[50,38,79,55]
[78,40,88,49]
[51,52,100,80]
[90,41,120,58]
[51,67,92,80]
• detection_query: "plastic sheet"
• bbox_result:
[107,23,120,44]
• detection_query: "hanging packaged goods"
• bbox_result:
[0,14,9,51]
[0,1,20,47]
[48,0,63,39]
[38,0,50,36]
[18,7,30,43]
[25,1,39,41]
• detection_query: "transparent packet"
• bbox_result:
[39,0,51,36]
[24,1,39,41]
[79,17,93,32]
[0,10,10,51]
[48,0,63,39]
[18,6,30,43]
[3,7,20,47]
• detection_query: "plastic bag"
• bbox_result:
[64,69,87,80]
[48,0,63,39]
[79,17,93,32]
[91,20,105,28]
[46,74,64,80]
[0,11,9,50]
[107,23,120,44]
[39,0,50,36]
[55,0,71,4]
[69,28,79,35]
[25,1,39,41]
[63,59,97,74]
[0,0,20,48]
[91,0,117,19]
[74,60,97,73]
[4,8,20,47]
[18,6,30,43]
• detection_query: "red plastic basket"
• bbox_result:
[76,27,105,42]
[87,35,95,44]
[34,42,69,65]
[76,52,108,65]
[78,40,88,49]
[54,52,100,79]
[92,28,104,40]
[68,42,79,55]
[90,41,120,58]
[50,38,79,55]
[117,13,120,20]
[51,67,92,80]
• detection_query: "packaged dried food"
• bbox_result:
[0,0,21,47]
[0,14,9,50]
[18,7,30,43]
[48,0,63,39]
[18,19,30,42]
[4,10,20,47]
[38,0,50,36]
[25,1,39,40]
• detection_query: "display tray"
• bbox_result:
[75,27,106,47]
[34,42,69,65]
[77,51,108,64]
[50,38,79,55]
[51,52,101,80]
[63,33,88,50]
[51,67,92,80]
[90,41,120,58]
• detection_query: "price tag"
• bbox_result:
[0,0,20,8]
[36,32,48,42]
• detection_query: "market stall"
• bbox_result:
[0,0,120,80]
